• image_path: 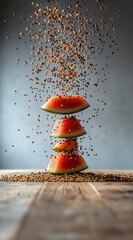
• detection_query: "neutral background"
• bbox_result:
[0,0,133,169]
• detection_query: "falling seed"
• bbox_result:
[7,0,119,162]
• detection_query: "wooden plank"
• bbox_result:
[0,171,133,240]
[0,170,40,176]
[0,170,133,177]
[0,182,42,240]
[91,182,133,199]
[91,170,133,174]
[13,182,131,240]
[91,182,133,239]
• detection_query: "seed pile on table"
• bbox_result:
[0,172,133,182]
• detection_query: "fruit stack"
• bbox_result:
[41,95,90,174]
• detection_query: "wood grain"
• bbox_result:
[15,182,133,240]
[92,182,133,239]
[0,170,133,240]
[0,182,42,240]
[0,169,133,176]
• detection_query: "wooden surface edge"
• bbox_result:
[0,169,133,176]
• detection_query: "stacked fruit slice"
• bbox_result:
[41,95,89,174]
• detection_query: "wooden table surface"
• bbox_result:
[0,170,133,240]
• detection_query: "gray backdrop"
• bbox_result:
[0,0,133,169]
